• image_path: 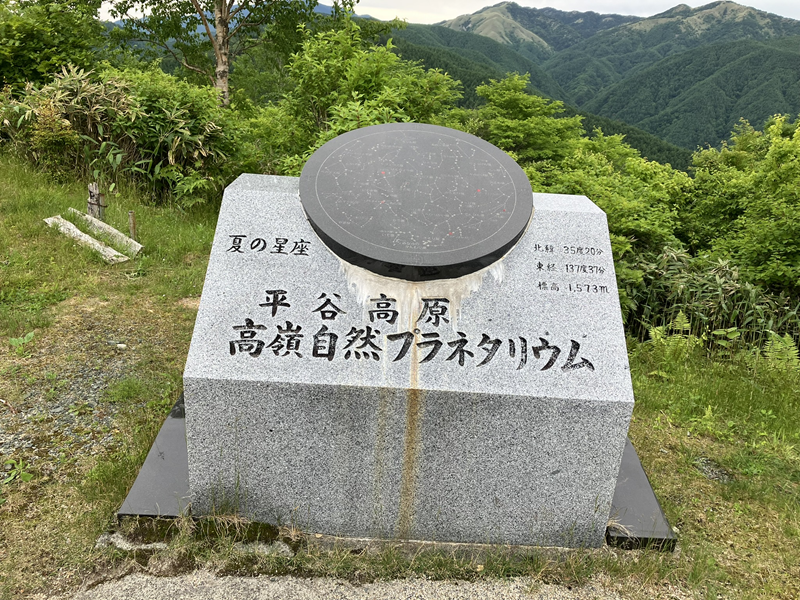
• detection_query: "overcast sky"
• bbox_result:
[355,0,800,23]
[99,1,800,24]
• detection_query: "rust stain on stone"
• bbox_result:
[371,387,391,535]
[398,333,423,539]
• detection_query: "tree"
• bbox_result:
[242,19,461,174]
[229,15,404,106]
[472,73,584,164]
[110,0,356,106]
[694,116,800,293]
[439,73,584,164]
[0,0,104,87]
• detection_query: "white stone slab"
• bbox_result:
[184,174,633,547]
[67,207,143,257]
[44,215,129,264]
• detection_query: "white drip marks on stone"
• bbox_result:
[340,260,504,333]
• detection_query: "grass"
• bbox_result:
[0,156,217,339]
[0,153,798,599]
[627,339,800,599]
[0,153,211,598]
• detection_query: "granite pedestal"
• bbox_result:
[119,397,676,551]
[184,172,634,548]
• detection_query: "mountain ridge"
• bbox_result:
[584,37,800,148]
[436,2,642,61]
[391,24,568,103]
[427,1,800,148]
[387,25,693,168]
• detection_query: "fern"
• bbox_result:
[647,311,702,361]
[671,310,691,333]
[762,331,800,372]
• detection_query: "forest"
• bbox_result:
[434,1,800,150]
[0,1,799,599]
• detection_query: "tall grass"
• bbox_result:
[626,247,800,348]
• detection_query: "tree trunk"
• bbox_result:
[214,1,231,107]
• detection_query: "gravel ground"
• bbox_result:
[0,297,143,471]
[62,571,626,600]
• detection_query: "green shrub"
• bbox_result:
[627,247,800,345]
[0,64,237,206]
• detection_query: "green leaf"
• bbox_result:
[648,370,671,380]
[9,331,33,348]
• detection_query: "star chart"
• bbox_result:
[299,123,533,280]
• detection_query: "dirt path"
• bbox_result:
[50,571,631,600]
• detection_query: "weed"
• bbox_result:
[710,326,742,349]
[67,401,93,417]
[8,331,34,356]
[103,377,146,404]
[3,459,34,484]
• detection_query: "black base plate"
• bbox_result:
[119,396,676,551]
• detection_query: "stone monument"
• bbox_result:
[183,123,633,547]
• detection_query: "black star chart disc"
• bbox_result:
[299,123,533,281]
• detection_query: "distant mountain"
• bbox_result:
[438,3,640,61]
[387,27,692,169]
[544,1,800,104]
[584,37,800,148]
[427,1,800,148]
[390,25,569,104]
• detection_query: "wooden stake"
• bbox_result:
[87,183,99,218]
[87,183,107,221]
[128,210,137,242]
